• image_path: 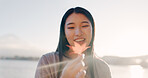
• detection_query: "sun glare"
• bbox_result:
[130,65,144,78]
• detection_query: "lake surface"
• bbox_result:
[0,60,148,78]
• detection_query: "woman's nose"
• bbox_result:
[75,28,83,36]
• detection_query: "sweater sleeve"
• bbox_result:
[35,55,52,78]
[35,52,59,78]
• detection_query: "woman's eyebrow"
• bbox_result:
[67,22,74,26]
[81,21,89,24]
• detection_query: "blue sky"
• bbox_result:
[0,0,148,57]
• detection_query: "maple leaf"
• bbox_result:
[66,42,90,55]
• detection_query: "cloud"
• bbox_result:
[0,34,45,57]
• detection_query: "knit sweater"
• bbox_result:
[35,52,111,78]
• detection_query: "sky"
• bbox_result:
[0,0,148,57]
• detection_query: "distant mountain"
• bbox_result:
[102,55,148,68]
[0,55,39,61]
[0,34,45,57]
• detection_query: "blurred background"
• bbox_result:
[0,0,148,78]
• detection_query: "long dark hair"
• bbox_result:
[56,7,95,78]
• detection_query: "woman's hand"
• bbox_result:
[60,54,86,78]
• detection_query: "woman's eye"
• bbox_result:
[67,27,75,29]
[82,25,89,27]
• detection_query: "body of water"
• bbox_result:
[110,65,148,78]
[0,60,148,78]
[0,60,37,78]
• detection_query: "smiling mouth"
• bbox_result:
[75,38,85,42]
[74,38,85,44]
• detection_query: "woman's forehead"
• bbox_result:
[65,13,90,25]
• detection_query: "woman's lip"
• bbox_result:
[75,39,85,45]
[74,38,85,42]
[74,38,85,45]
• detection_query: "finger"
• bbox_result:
[65,54,85,71]
[72,54,84,65]
[81,60,85,67]
[65,55,83,70]
[82,46,90,52]
[82,66,88,70]
[76,70,86,78]
[72,61,86,75]
[66,45,72,49]
[70,54,85,69]
[81,54,85,60]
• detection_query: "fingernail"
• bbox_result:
[81,61,85,66]
[83,70,86,74]
[84,66,88,70]
[82,54,85,60]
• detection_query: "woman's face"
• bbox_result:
[65,13,92,47]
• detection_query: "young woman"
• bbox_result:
[35,7,111,78]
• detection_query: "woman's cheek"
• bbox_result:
[66,31,74,45]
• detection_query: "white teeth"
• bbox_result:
[75,39,84,42]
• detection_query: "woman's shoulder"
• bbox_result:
[93,55,112,78]
[93,55,110,69]
[42,52,59,58]
[39,52,59,64]
[35,52,60,78]
[93,54,109,66]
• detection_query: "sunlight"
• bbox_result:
[130,65,144,78]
